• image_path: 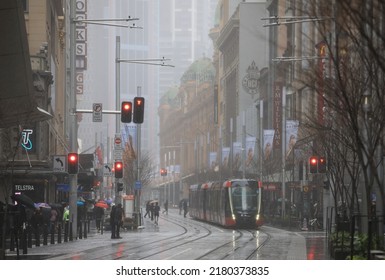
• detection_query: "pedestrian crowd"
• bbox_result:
[143,199,188,225]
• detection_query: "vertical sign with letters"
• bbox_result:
[76,0,87,95]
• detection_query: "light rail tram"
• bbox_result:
[189,179,263,228]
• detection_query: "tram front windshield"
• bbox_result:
[231,181,259,211]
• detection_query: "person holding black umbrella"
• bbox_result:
[30,208,44,243]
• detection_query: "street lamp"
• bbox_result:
[115,37,174,226]
[261,16,333,27]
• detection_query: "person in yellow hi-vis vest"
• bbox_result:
[63,205,70,237]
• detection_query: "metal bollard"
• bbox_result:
[27,225,32,248]
[35,228,40,247]
[69,222,73,241]
[78,220,83,239]
[43,225,48,245]
[50,225,55,244]
[22,227,27,255]
[10,231,15,251]
[83,220,87,239]
[57,223,62,244]
[64,222,68,242]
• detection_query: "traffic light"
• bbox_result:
[318,156,327,173]
[116,182,124,192]
[323,179,330,190]
[114,161,123,178]
[133,97,145,123]
[67,153,79,174]
[160,168,167,176]
[121,101,132,123]
[309,156,318,174]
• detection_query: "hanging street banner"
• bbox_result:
[232,142,242,172]
[263,130,275,160]
[285,120,299,160]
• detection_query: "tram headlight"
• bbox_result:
[232,214,236,220]
[256,214,260,220]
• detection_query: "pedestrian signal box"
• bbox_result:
[309,156,318,174]
[67,153,79,174]
[121,101,132,123]
[133,97,145,124]
[114,161,123,178]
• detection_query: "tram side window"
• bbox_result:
[232,185,242,209]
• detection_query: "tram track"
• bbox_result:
[43,212,275,260]
[121,215,214,260]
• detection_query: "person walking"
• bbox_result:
[162,200,168,215]
[110,205,116,239]
[183,199,188,218]
[115,203,124,238]
[144,201,151,218]
[153,202,160,225]
[150,202,155,221]
[179,199,183,215]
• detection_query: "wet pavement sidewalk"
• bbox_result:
[4,212,329,260]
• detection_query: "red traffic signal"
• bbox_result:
[121,101,132,123]
[309,156,318,174]
[318,156,327,173]
[67,153,79,174]
[160,168,167,176]
[114,161,123,178]
[133,97,145,124]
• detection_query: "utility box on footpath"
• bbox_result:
[122,195,137,229]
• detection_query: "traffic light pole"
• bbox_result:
[281,86,287,220]
[136,86,142,228]
[68,11,139,234]
[69,0,78,239]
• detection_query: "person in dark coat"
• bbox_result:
[162,200,168,215]
[150,202,155,221]
[94,206,104,232]
[115,203,124,238]
[30,208,44,239]
[179,199,183,215]
[183,200,188,218]
[110,205,116,239]
[153,202,160,225]
[144,201,151,218]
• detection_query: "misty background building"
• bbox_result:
[77,0,217,173]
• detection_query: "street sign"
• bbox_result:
[114,133,123,160]
[92,103,102,122]
[114,134,122,147]
[53,155,66,172]
[135,181,142,190]
[103,164,113,177]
